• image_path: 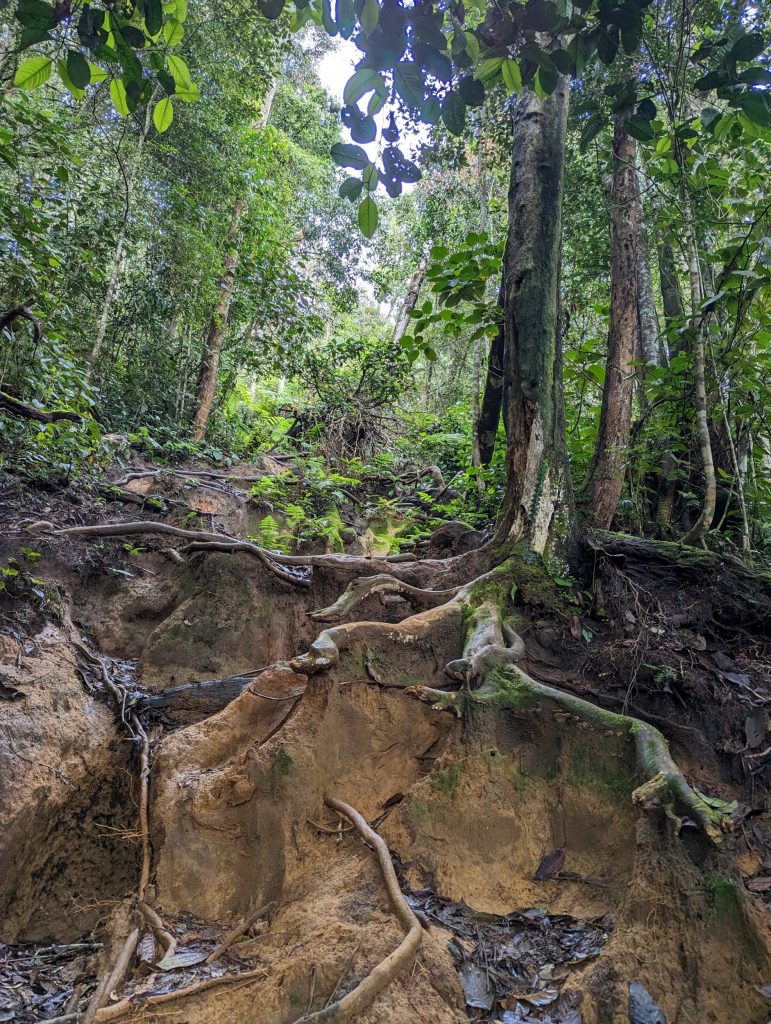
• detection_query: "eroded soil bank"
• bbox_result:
[0,464,769,1024]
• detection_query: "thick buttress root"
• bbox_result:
[298,568,727,845]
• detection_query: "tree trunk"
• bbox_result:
[478,281,505,466]
[471,136,489,488]
[681,202,717,546]
[634,167,661,367]
[391,263,426,344]
[655,239,686,526]
[587,117,640,529]
[190,82,276,441]
[86,97,157,376]
[496,79,573,554]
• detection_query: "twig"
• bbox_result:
[204,901,276,965]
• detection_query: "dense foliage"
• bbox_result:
[0,0,769,556]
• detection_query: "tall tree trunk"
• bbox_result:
[655,239,686,526]
[496,79,572,553]
[86,97,156,377]
[391,263,425,344]
[471,135,489,489]
[587,117,640,529]
[478,280,505,466]
[681,209,717,545]
[634,167,661,368]
[190,82,275,441]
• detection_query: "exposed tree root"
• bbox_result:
[475,665,726,843]
[83,928,139,1024]
[309,574,462,623]
[204,901,276,965]
[92,966,269,1021]
[292,796,423,1023]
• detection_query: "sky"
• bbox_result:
[316,40,359,103]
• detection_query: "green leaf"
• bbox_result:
[66,50,91,89]
[89,62,108,83]
[362,162,379,191]
[153,96,174,132]
[331,142,369,170]
[579,113,603,151]
[358,195,378,238]
[731,32,764,62]
[360,0,379,36]
[14,55,52,90]
[343,67,381,106]
[624,115,655,142]
[145,0,163,35]
[16,0,55,30]
[167,54,192,86]
[465,32,480,61]
[421,95,441,123]
[163,17,184,44]
[339,176,363,201]
[394,61,424,108]
[57,60,84,100]
[257,0,286,18]
[474,56,504,83]
[441,91,466,135]
[501,58,522,95]
[110,77,129,115]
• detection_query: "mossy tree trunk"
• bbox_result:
[496,79,573,554]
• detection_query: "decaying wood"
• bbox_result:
[293,796,423,1023]
[0,390,82,424]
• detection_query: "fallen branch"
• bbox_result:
[292,795,423,1023]
[0,390,82,424]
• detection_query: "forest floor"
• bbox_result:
[0,458,769,1024]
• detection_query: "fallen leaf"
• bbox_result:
[503,987,559,1007]
[458,961,494,1010]
[137,932,156,964]
[745,708,768,749]
[747,876,771,894]
[724,672,752,689]
[535,847,566,880]
[628,980,667,1023]
[156,948,208,971]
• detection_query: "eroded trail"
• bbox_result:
[1,466,769,1024]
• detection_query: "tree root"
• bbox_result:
[92,966,269,1021]
[309,575,462,623]
[293,795,423,1023]
[204,901,276,965]
[476,665,725,843]
[83,928,140,1024]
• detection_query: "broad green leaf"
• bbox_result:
[110,77,129,115]
[343,67,381,106]
[501,58,522,95]
[394,61,424,107]
[339,176,363,201]
[153,96,174,132]
[67,50,91,89]
[331,142,369,170]
[465,32,480,61]
[145,0,163,36]
[441,91,466,135]
[362,163,379,191]
[731,32,764,62]
[360,0,379,36]
[164,18,184,45]
[14,55,52,90]
[358,195,378,238]
[57,61,84,100]
[175,0,188,21]
[89,63,108,83]
[167,55,193,87]
[475,57,504,83]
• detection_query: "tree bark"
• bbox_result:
[190,82,275,441]
[478,282,505,466]
[391,263,426,344]
[634,167,661,367]
[587,117,640,529]
[680,201,717,546]
[471,136,489,487]
[655,239,686,526]
[496,79,573,553]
